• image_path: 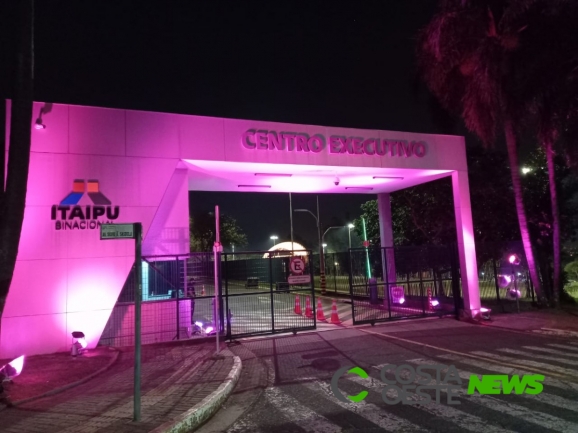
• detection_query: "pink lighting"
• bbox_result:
[254,173,292,177]
[1,355,25,379]
[0,100,480,359]
[480,307,490,313]
[205,326,214,334]
[431,300,440,307]
[508,254,521,265]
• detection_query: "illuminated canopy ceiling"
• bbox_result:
[183,160,452,194]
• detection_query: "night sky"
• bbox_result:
[1,1,468,251]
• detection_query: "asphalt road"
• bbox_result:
[197,318,578,433]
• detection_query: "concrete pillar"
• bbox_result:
[451,170,481,316]
[377,193,396,286]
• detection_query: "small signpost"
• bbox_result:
[289,256,311,284]
[390,286,405,304]
[100,223,142,422]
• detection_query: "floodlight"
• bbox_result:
[508,254,521,266]
[71,331,87,356]
[0,355,25,382]
[480,307,492,320]
[431,299,440,307]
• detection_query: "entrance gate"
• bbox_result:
[221,250,316,339]
[348,245,461,325]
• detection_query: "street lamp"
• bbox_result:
[348,223,354,249]
[294,196,327,294]
[322,243,327,253]
[270,235,278,247]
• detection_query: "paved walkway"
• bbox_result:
[1,306,576,433]
[0,342,238,433]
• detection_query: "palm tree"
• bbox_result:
[506,0,578,306]
[416,0,546,302]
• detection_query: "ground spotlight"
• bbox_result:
[398,297,405,304]
[0,355,25,382]
[508,254,521,266]
[480,307,492,320]
[431,299,440,307]
[71,331,87,356]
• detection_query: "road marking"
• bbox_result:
[358,327,572,380]
[470,351,578,378]
[408,358,578,414]
[438,353,578,392]
[549,343,578,352]
[306,381,428,432]
[264,386,342,432]
[496,348,577,365]
[523,346,578,358]
[348,375,517,433]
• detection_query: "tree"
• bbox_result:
[564,261,578,282]
[506,0,578,306]
[416,0,546,302]
[189,212,248,252]
[0,1,34,319]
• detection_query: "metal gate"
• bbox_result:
[99,250,316,346]
[348,245,461,325]
[221,250,316,339]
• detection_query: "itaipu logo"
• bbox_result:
[330,364,544,405]
[51,179,120,231]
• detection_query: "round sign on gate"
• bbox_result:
[290,257,305,275]
[363,240,370,247]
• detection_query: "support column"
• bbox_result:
[451,170,481,316]
[377,193,396,286]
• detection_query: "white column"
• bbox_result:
[451,170,481,315]
[377,193,396,284]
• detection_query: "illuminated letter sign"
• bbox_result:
[242,130,428,158]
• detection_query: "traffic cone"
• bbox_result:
[305,297,313,318]
[330,299,341,324]
[316,299,326,321]
[294,296,302,315]
[201,285,206,296]
[427,287,433,311]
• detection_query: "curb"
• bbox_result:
[149,355,242,433]
[9,347,120,408]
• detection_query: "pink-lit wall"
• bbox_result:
[1,100,480,358]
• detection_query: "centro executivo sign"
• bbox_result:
[51,179,120,231]
[241,129,428,158]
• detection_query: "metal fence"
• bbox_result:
[348,245,460,325]
[99,252,216,347]
[99,250,316,347]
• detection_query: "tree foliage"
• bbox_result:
[189,212,248,252]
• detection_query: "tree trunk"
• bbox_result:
[545,140,561,307]
[504,119,544,302]
[0,0,34,319]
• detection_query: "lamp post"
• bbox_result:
[348,223,354,249]
[294,196,326,294]
[270,235,278,247]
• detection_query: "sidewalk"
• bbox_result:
[477,306,578,337]
[0,341,241,433]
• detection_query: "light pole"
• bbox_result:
[270,235,278,247]
[348,223,354,250]
[294,196,326,294]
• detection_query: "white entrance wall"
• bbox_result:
[1,100,480,358]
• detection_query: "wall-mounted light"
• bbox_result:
[254,173,292,177]
[34,117,46,130]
